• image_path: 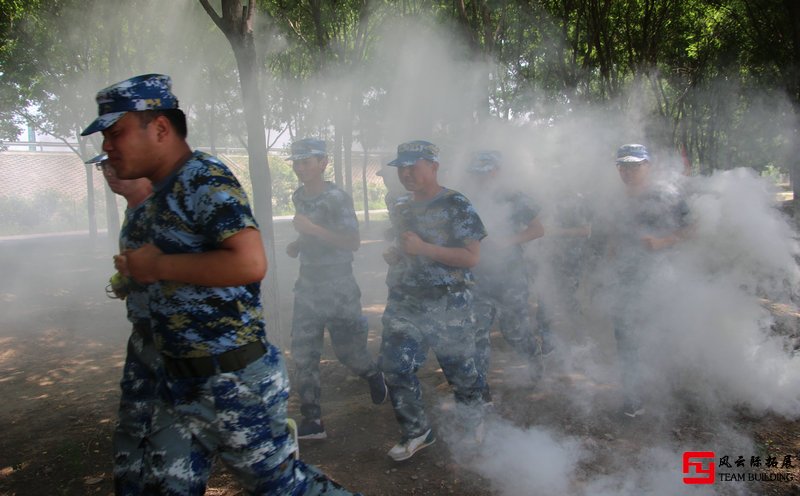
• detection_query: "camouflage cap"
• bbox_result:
[468,150,502,173]
[387,140,439,167]
[616,144,650,164]
[81,74,179,136]
[288,138,327,161]
[84,153,108,164]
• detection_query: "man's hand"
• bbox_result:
[286,240,300,258]
[400,231,427,256]
[123,244,164,284]
[113,253,128,274]
[292,214,318,236]
[641,235,673,251]
[383,246,402,266]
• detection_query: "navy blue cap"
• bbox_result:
[616,144,650,163]
[288,138,327,161]
[388,140,439,167]
[81,74,179,136]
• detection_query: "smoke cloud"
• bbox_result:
[3,2,799,494]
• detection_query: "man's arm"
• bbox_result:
[120,227,267,286]
[509,215,545,245]
[293,213,360,251]
[400,232,481,268]
[642,224,694,251]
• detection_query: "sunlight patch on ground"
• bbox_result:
[82,340,107,349]
[22,393,49,400]
[362,303,386,315]
[38,329,69,347]
[0,463,27,479]
[66,358,96,366]
[0,347,18,365]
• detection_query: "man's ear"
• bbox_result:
[153,115,171,141]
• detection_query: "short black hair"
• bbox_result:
[135,109,187,139]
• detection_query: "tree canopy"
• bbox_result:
[0,0,797,191]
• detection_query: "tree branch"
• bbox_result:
[198,0,224,31]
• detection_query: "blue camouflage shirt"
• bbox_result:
[292,181,358,268]
[614,181,690,281]
[145,151,265,358]
[120,199,151,327]
[389,188,486,288]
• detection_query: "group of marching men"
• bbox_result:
[85,73,690,495]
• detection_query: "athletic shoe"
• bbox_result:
[286,418,300,458]
[387,429,436,461]
[622,400,646,418]
[297,418,327,440]
[540,339,555,357]
[368,371,388,405]
[529,358,544,384]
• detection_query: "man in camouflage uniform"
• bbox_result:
[83,74,360,495]
[607,143,692,418]
[379,140,487,462]
[534,185,594,355]
[285,137,386,440]
[462,151,545,400]
[88,153,158,495]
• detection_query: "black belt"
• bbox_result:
[299,263,353,282]
[163,340,266,378]
[395,284,464,300]
[132,323,153,343]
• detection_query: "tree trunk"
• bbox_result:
[78,140,97,239]
[333,125,344,187]
[200,0,282,345]
[361,148,369,227]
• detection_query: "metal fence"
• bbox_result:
[0,147,389,237]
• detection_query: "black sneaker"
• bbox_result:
[368,371,388,405]
[297,418,327,440]
[540,339,555,357]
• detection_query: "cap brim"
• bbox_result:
[288,152,326,161]
[85,153,108,164]
[80,111,126,136]
[387,159,417,167]
[616,156,647,163]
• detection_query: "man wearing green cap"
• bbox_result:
[83,74,361,495]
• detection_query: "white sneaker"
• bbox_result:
[387,429,436,461]
[286,418,300,459]
[622,400,646,418]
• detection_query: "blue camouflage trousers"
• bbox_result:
[291,274,377,420]
[114,324,163,495]
[379,286,484,439]
[472,274,539,385]
[143,342,360,495]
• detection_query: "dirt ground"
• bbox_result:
[1,221,799,496]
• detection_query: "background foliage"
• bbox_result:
[0,0,798,231]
